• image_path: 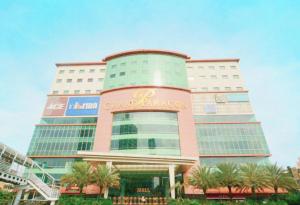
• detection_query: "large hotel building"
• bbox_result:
[27,50,270,197]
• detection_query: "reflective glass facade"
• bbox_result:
[27,118,96,156]
[200,157,269,166]
[110,112,181,155]
[103,54,188,89]
[196,123,269,155]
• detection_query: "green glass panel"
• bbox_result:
[27,125,96,156]
[200,157,270,166]
[196,123,270,155]
[110,112,180,156]
[103,54,188,89]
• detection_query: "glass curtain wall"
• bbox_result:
[110,112,181,155]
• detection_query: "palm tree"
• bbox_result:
[188,166,218,198]
[173,181,185,199]
[92,164,120,198]
[60,161,93,195]
[216,163,241,199]
[265,163,298,195]
[240,163,269,197]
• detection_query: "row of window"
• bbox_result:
[40,117,97,125]
[193,114,256,123]
[200,157,269,166]
[112,124,179,135]
[111,138,180,150]
[113,112,178,122]
[28,141,93,155]
[35,158,76,168]
[56,78,104,83]
[198,140,268,155]
[30,125,96,139]
[187,65,238,70]
[52,89,101,94]
[191,87,244,92]
[110,71,126,78]
[58,68,105,74]
[189,74,240,80]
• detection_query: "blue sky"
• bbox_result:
[0,0,299,167]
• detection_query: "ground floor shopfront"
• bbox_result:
[66,152,199,198]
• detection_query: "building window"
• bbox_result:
[199,75,206,79]
[59,70,64,74]
[69,70,75,74]
[202,87,208,91]
[111,65,117,69]
[236,87,243,91]
[63,90,69,94]
[99,69,105,73]
[219,66,225,69]
[213,87,220,91]
[225,87,231,91]
[85,90,91,94]
[121,62,126,66]
[98,78,103,82]
[209,66,215,70]
[222,75,228,79]
[52,90,59,94]
[56,79,62,83]
[87,78,93,82]
[77,78,83,83]
[211,75,217,79]
[74,90,80,94]
[110,74,116,78]
[79,69,84,73]
[89,69,95,73]
[143,60,148,64]
[66,79,72,83]
[131,70,137,74]
[198,66,204,69]
[120,72,126,76]
[230,66,237,69]
[233,75,240,79]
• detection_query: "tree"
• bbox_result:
[173,181,185,199]
[240,163,268,197]
[216,163,241,199]
[60,161,93,195]
[188,166,218,198]
[265,163,298,195]
[92,164,120,198]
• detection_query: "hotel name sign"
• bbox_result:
[105,89,187,111]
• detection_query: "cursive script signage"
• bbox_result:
[105,89,186,111]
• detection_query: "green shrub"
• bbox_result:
[0,190,15,205]
[57,195,112,205]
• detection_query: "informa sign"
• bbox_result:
[43,96,100,116]
[43,97,68,116]
[65,96,100,116]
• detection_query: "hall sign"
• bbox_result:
[104,89,186,110]
[43,96,100,116]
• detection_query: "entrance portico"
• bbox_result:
[78,151,199,198]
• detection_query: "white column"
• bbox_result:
[50,201,56,205]
[104,161,113,199]
[13,189,22,205]
[169,164,175,199]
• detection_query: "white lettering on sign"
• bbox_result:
[46,103,65,110]
[69,102,98,110]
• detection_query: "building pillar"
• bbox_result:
[13,189,22,205]
[168,164,175,199]
[50,201,56,205]
[104,161,113,199]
